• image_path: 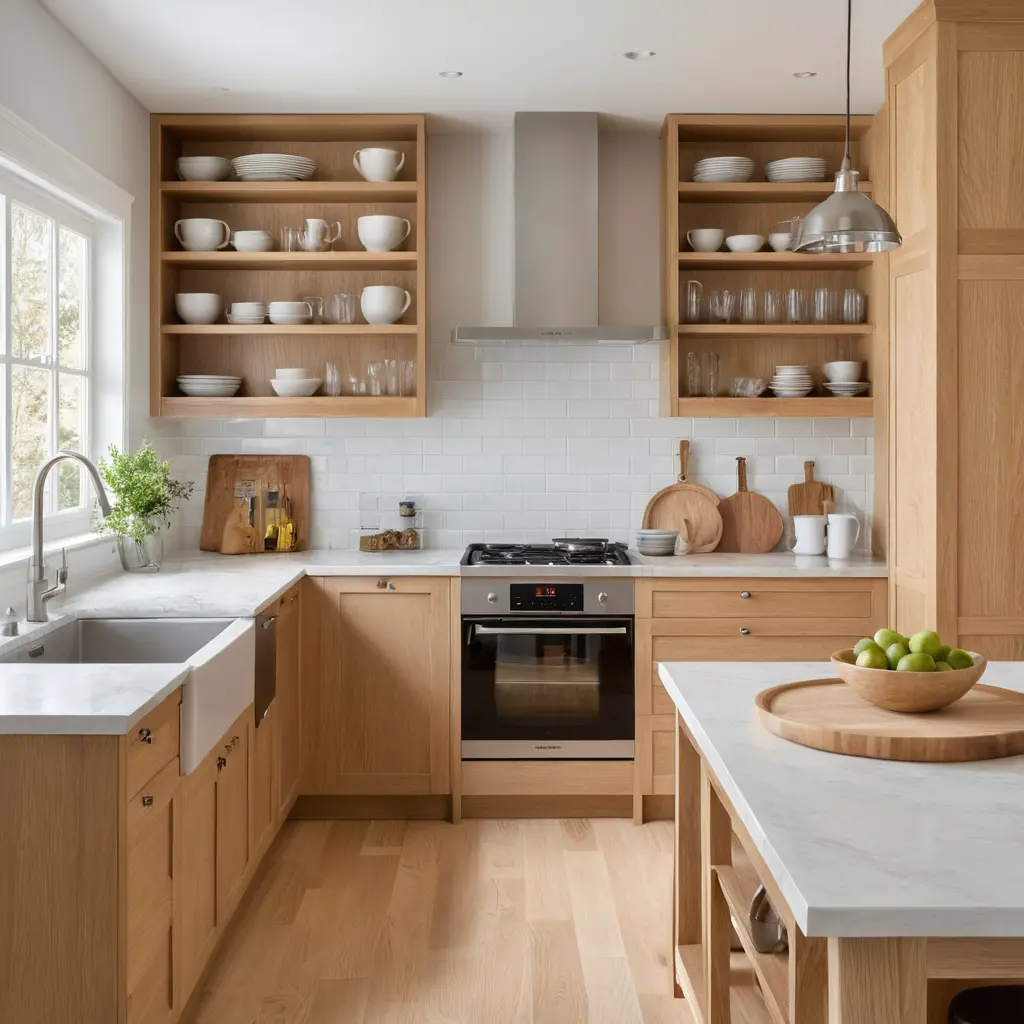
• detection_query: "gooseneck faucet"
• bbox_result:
[27,450,114,622]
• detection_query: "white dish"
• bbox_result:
[823,360,863,383]
[226,316,266,324]
[229,301,266,314]
[270,377,321,397]
[176,156,232,181]
[178,385,240,397]
[175,292,223,325]
[725,234,764,253]
[267,313,313,326]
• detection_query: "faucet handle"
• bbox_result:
[56,548,68,586]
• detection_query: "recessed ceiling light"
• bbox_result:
[793,71,817,78]
[624,50,656,60]
[439,70,463,78]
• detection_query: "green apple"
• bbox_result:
[854,637,883,656]
[875,628,908,650]
[908,631,944,659]
[857,647,889,670]
[897,652,937,672]
[946,649,975,670]
[935,661,954,672]
[885,642,909,670]
[935,644,951,663]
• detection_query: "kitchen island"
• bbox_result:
[658,660,1024,1023]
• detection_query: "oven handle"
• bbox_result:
[473,625,628,636]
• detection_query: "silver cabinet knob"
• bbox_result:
[376,579,396,591]
[740,627,750,636]
[138,728,152,744]
[597,592,609,603]
[141,795,154,807]
[740,591,751,599]
[217,756,227,770]
[486,592,498,604]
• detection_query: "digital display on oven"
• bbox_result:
[510,583,584,611]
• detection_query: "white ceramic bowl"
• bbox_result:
[174,292,222,325]
[768,232,791,252]
[270,377,321,397]
[274,368,310,380]
[176,156,231,181]
[268,301,310,313]
[229,301,266,314]
[231,230,274,252]
[725,234,765,253]
[823,361,863,383]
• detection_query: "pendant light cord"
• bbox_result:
[842,0,852,170]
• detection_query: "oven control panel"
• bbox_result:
[510,583,584,612]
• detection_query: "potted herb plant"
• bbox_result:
[95,442,194,572]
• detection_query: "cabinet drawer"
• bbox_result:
[650,582,877,621]
[127,691,180,801]
[652,633,851,663]
[652,673,677,716]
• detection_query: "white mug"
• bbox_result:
[357,215,412,253]
[790,515,826,556]
[826,513,861,559]
[360,285,412,325]
[174,218,231,251]
[352,148,405,182]
[300,218,342,252]
[686,228,724,252]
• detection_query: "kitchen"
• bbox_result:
[1,0,1022,1022]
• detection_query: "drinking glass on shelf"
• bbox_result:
[347,374,364,396]
[686,352,701,397]
[401,359,417,396]
[384,359,400,396]
[324,362,341,396]
[709,289,736,324]
[811,287,837,324]
[325,292,358,325]
[701,352,720,398]
[738,287,758,324]
[763,290,784,324]
[682,279,703,324]
[842,288,866,324]
[280,226,302,252]
[786,287,806,324]
[302,295,324,324]
[366,361,384,396]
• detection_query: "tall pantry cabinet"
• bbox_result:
[885,0,1024,656]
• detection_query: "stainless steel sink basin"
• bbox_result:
[0,617,234,664]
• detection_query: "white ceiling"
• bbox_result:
[41,0,918,132]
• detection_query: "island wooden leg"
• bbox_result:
[827,938,927,1024]
[790,927,828,1024]
[702,765,732,1024]
[674,716,701,997]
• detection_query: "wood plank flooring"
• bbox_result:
[183,818,694,1024]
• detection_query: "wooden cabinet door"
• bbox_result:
[301,576,450,795]
[248,703,275,862]
[274,583,301,822]
[215,715,249,921]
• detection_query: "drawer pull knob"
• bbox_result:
[740,627,751,636]
[138,728,153,744]
[231,735,240,747]
[740,591,751,599]
[217,756,227,770]
[377,579,397,591]
[141,795,154,807]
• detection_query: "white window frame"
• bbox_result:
[0,103,130,557]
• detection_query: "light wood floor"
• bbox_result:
[184,817,695,1024]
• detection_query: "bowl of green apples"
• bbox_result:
[831,629,986,713]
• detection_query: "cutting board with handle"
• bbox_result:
[787,460,835,517]
[641,440,723,553]
[717,456,784,553]
[200,455,311,554]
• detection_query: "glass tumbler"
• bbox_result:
[324,362,341,397]
[811,287,836,324]
[785,287,806,324]
[686,352,702,397]
[366,361,384,397]
[401,359,417,396]
[682,280,703,324]
[325,292,358,325]
[842,288,866,324]
[384,359,400,397]
[709,289,736,324]
[738,287,758,324]
[701,352,720,398]
[279,226,302,252]
[763,290,784,324]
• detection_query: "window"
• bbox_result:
[1,170,96,545]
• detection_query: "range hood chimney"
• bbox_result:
[452,112,666,346]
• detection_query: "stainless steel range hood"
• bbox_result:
[452,112,666,346]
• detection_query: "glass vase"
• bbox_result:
[117,531,163,573]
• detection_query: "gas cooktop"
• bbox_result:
[461,542,631,567]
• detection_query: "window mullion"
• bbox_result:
[2,195,10,528]
[48,213,58,516]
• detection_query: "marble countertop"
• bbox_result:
[659,660,1024,938]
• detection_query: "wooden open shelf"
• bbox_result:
[161,250,417,271]
[162,324,417,336]
[677,251,876,270]
[678,181,873,203]
[160,180,418,203]
[675,944,773,1024]
[677,323,872,336]
[160,396,417,418]
[678,397,872,418]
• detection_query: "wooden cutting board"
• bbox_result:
[641,441,723,553]
[200,455,311,554]
[787,461,835,517]
[717,456,784,553]
[756,679,1024,762]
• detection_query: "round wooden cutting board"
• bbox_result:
[755,679,1024,762]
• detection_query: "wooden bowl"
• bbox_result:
[830,650,988,713]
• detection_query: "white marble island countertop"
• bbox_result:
[659,660,1024,938]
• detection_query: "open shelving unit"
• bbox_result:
[661,114,885,418]
[150,113,427,418]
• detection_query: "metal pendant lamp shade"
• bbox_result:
[794,0,902,254]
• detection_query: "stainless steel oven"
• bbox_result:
[461,579,634,759]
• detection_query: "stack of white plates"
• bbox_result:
[765,157,827,182]
[770,364,813,397]
[824,381,870,396]
[177,375,241,397]
[635,529,680,556]
[692,156,755,183]
[231,153,316,182]
[267,301,312,326]
[226,301,267,325]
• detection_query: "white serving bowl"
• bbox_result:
[268,301,311,313]
[270,377,321,397]
[231,230,274,252]
[274,368,310,380]
[823,361,863,383]
[176,156,231,181]
[174,292,223,325]
[229,301,266,315]
[725,234,765,253]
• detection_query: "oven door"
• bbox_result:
[461,616,634,759]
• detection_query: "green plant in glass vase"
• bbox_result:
[94,442,194,572]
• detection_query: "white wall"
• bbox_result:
[171,132,873,551]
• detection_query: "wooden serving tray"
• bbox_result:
[755,679,1024,762]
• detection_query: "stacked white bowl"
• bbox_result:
[231,154,316,181]
[176,156,231,181]
[177,375,241,397]
[765,157,827,182]
[635,529,680,556]
[270,368,321,398]
[231,230,274,252]
[267,301,312,326]
[770,365,813,397]
[692,156,755,183]
[823,361,869,395]
[175,292,222,325]
[226,301,266,325]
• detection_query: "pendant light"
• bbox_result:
[794,0,901,253]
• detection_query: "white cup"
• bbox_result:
[768,232,791,252]
[300,218,342,252]
[826,513,861,559]
[174,218,231,252]
[686,228,724,252]
[790,515,827,556]
[725,234,765,253]
[352,147,405,182]
[357,215,412,253]
[231,230,273,252]
[360,285,412,325]
[175,292,223,325]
